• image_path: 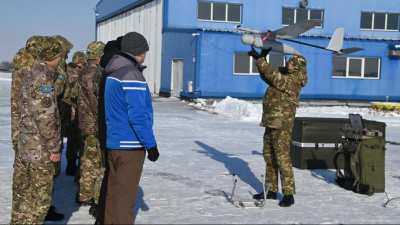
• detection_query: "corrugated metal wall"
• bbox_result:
[96,0,163,94]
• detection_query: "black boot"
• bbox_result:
[279,195,295,207]
[89,201,98,218]
[253,191,277,200]
[44,205,65,221]
[66,159,77,176]
[76,193,93,206]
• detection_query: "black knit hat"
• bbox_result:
[116,36,123,50]
[121,32,148,56]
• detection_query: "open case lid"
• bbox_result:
[349,114,365,130]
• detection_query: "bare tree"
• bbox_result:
[0,61,14,71]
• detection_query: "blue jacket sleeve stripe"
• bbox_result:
[124,84,156,150]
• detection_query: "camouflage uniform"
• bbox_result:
[77,41,105,204]
[65,52,87,165]
[15,37,63,224]
[52,35,73,178]
[255,55,308,195]
[10,47,35,225]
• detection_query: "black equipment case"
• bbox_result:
[290,117,386,169]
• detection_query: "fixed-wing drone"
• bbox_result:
[235,19,364,55]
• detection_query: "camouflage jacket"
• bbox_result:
[77,60,103,136]
[54,61,68,97]
[18,60,61,164]
[11,67,32,150]
[64,63,83,106]
[256,58,308,132]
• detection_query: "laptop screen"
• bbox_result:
[349,114,364,130]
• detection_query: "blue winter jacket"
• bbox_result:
[104,53,156,150]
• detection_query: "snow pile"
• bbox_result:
[192,97,400,123]
[0,72,12,81]
[213,96,262,122]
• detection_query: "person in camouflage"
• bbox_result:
[9,47,35,225]
[248,47,308,207]
[64,51,87,176]
[52,35,73,179]
[77,41,105,215]
[15,37,64,224]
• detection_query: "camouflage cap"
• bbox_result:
[72,51,88,65]
[52,35,73,56]
[38,37,63,61]
[87,41,105,60]
[289,55,307,70]
[25,35,43,57]
[13,48,35,70]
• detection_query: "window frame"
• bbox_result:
[233,53,285,75]
[360,12,400,31]
[197,1,242,23]
[332,57,381,79]
[282,8,324,28]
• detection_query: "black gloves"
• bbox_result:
[147,145,160,162]
[247,47,261,60]
[261,47,272,58]
[247,47,272,60]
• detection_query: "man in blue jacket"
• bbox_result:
[104,32,159,224]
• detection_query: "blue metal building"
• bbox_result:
[95,0,400,101]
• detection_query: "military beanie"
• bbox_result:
[25,35,43,57]
[87,41,105,60]
[38,37,63,61]
[72,51,88,65]
[289,55,307,70]
[13,48,35,70]
[121,32,148,56]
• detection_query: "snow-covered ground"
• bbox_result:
[0,74,399,224]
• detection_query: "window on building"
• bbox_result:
[197,2,242,23]
[361,12,400,31]
[332,57,380,79]
[282,8,323,27]
[234,53,285,75]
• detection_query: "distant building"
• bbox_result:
[96,0,400,101]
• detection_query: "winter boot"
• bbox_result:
[89,201,98,218]
[44,205,65,221]
[279,195,295,207]
[76,193,92,206]
[66,159,77,176]
[253,191,277,200]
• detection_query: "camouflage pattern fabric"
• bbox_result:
[25,35,43,57]
[77,58,104,203]
[10,156,28,224]
[52,35,73,97]
[37,37,63,61]
[87,41,105,60]
[77,60,103,137]
[18,59,61,164]
[263,128,296,195]
[255,56,308,132]
[79,135,105,204]
[11,48,35,151]
[10,49,35,224]
[16,163,55,224]
[65,62,84,160]
[72,51,88,66]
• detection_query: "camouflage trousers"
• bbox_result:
[10,155,27,225]
[66,119,81,160]
[263,128,296,195]
[15,162,55,224]
[79,135,105,204]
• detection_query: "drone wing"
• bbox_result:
[267,19,324,39]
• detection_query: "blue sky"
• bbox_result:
[0,0,100,62]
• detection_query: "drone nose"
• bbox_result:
[241,34,255,46]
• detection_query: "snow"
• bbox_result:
[0,81,400,224]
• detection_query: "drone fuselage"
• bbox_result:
[241,34,301,55]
